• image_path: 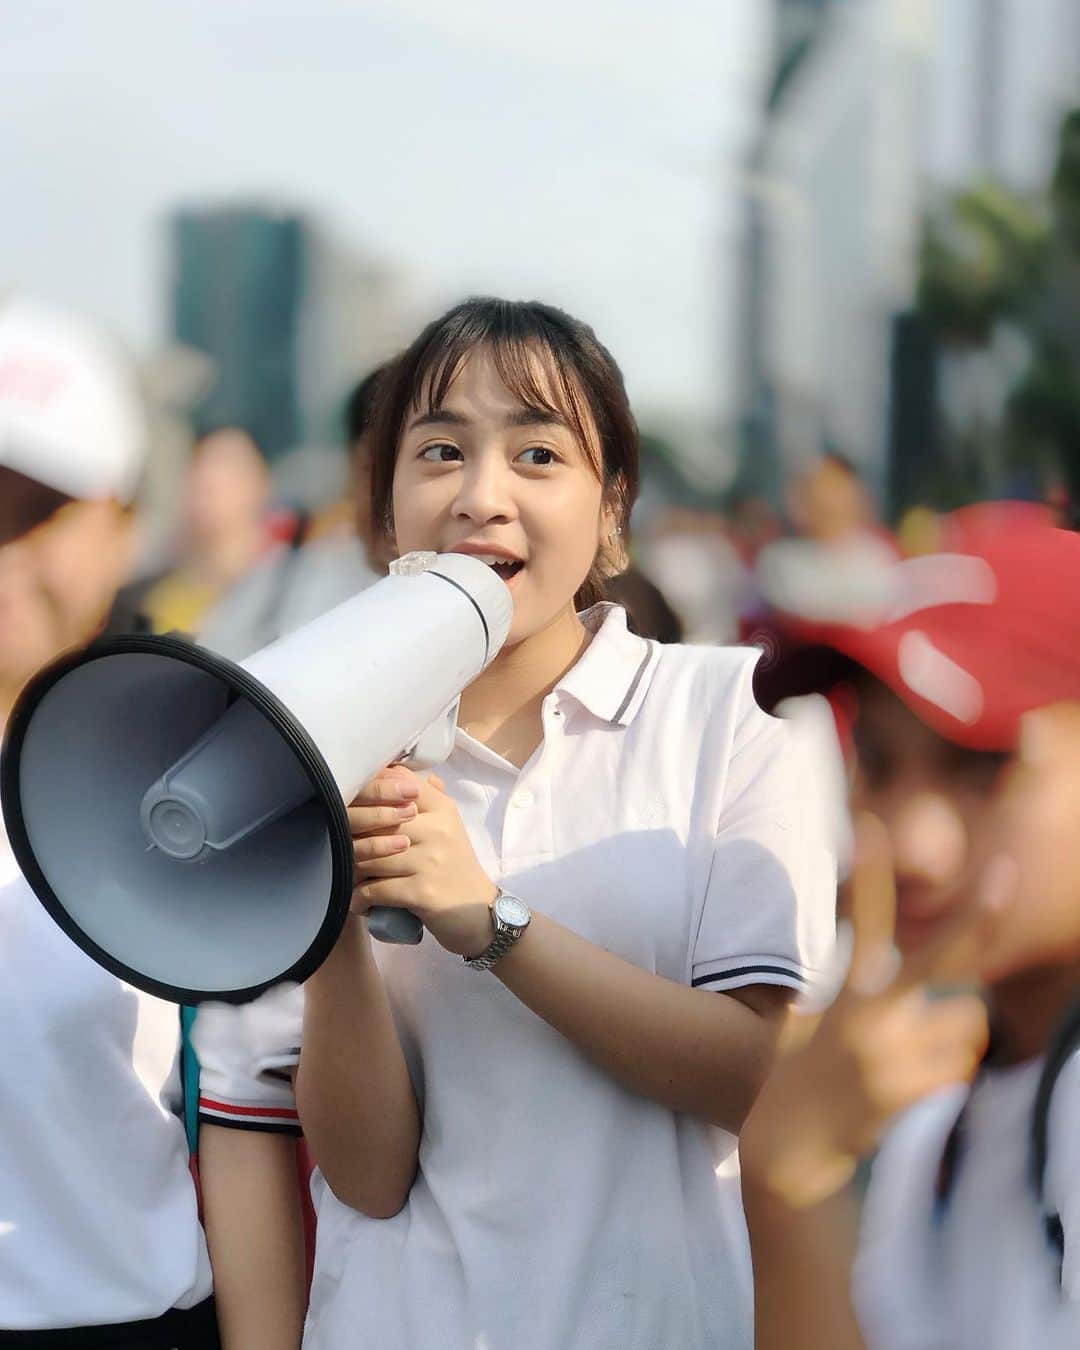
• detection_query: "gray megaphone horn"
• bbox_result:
[0,551,511,1003]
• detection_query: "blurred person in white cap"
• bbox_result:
[0,295,145,749]
[0,297,304,1348]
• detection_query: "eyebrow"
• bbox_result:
[406,407,569,433]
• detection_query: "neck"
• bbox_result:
[459,605,589,764]
[988,959,1080,1066]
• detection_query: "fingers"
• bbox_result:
[347,801,418,835]
[350,877,418,915]
[893,876,1006,994]
[349,773,420,808]
[351,826,420,891]
[846,813,899,994]
[922,993,990,1072]
[352,832,410,866]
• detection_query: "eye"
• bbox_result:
[517,446,557,466]
[419,442,463,463]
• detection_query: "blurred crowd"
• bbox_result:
[1,291,1078,1350]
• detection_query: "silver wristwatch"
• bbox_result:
[464,890,532,971]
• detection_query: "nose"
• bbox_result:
[884,790,969,890]
[451,453,516,528]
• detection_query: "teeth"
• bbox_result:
[473,553,518,567]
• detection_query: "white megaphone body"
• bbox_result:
[1,552,512,1003]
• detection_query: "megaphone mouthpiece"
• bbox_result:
[140,700,314,863]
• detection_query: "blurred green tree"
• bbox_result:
[917,182,1048,343]
[911,108,1080,518]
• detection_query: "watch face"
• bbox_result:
[495,894,530,929]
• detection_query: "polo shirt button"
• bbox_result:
[511,788,534,808]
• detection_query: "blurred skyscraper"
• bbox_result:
[169,205,416,484]
[170,204,305,460]
[734,0,1080,514]
[735,0,838,505]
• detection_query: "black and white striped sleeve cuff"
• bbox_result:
[691,955,808,993]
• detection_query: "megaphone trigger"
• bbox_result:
[400,697,461,775]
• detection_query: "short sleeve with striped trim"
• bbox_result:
[690,674,835,996]
[192,984,303,1135]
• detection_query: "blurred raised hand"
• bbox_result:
[742,812,995,1208]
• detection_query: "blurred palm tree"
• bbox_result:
[1006,110,1080,512]
[913,109,1080,518]
[917,182,1048,343]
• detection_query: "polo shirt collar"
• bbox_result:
[555,604,659,726]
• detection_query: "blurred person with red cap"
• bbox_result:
[739,502,1080,1349]
[0,297,303,1348]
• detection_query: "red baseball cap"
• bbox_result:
[771,503,1080,752]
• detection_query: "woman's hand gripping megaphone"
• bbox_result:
[357,696,463,946]
[347,763,498,961]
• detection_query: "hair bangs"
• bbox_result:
[407,306,602,477]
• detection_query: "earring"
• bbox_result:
[608,526,622,546]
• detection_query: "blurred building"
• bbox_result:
[734,0,1080,514]
[170,204,305,461]
[169,205,414,475]
[298,224,417,449]
[735,0,841,505]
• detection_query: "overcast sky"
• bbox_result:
[1,0,771,426]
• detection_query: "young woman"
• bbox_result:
[198,298,835,1350]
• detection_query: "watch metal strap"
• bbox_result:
[464,922,518,972]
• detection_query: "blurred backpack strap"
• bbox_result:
[180,1005,200,1157]
[1031,996,1080,1286]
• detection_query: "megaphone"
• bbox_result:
[0,552,511,1004]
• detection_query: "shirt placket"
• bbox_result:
[496,695,561,874]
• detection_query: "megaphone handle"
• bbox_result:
[367,906,424,945]
[366,698,462,946]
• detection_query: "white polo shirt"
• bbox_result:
[853,1053,1080,1349]
[196,605,836,1350]
[0,874,213,1330]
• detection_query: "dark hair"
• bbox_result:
[604,566,684,643]
[369,298,639,609]
[343,366,387,447]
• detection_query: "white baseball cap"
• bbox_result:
[0,295,146,502]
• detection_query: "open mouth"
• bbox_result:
[490,560,523,582]
[465,553,524,582]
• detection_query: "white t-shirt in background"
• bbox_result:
[197,605,837,1350]
[854,1052,1080,1350]
[0,876,212,1330]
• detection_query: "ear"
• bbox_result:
[596,499,629,577]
